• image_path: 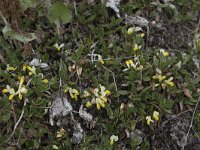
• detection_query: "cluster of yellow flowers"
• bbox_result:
[2,63,50,101]
[23,64,36,76]
[153,73,174,89]
[56,127,65,138]
[65,87,79,100]
[6,64,16,72]
[146,111,159,126]
[83,84,111,110]
[2,76,28,100]
[125,59,143,71]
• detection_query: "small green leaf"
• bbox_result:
[2,25,36,43]
[48,2,72,24]
[20,0,38,10]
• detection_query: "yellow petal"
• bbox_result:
[19,76,25,84]
[153,111,159,121]
[102,97,107,102]
[9,94,15,100]
[140,33,145,38]
[163,51,169,57]
[56,133,62,138]
[133,44,139,51]
[127,27,134,35]
[2,88,8,93]
[18,93,22,100]
[110,139,114,145]
[52,145,59,150]
[105,90,111,95]
[99,101,105,108]
[86,101,92,108]
[125,60,130,68]
[23,65,27,71]
[96,103,101,110]
[146,116,154,126]
[42,79,49,84]
[128,60,134,65]
[168,82,174,87]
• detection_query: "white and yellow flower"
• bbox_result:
[146,116,154,126]
[109,135,119,145]
[84,85,111,110]
[2,76,27,100]
[42,79,49,84]
[98,55,105,64]
[54,43,64,51]
[133,44,142,51]
[160,49,169,57]
[6,64,16,72]
[68,87,79,100]
[127,27,134,35]
[56,128,65,138]
[2,85,16,100]
[125,59,143,71]
[22,65,36,76]
[153,111,159,121]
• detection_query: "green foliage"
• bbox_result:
[48,2,72,24]
[0,0,200,149]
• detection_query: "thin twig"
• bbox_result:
[181,96,200,150]
[162,109,193,126]
[6,98,28,143]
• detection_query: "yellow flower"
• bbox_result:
[2,85,16,100]
[125,59,143,70]
[9,94,15,100]
[42,79,49,84]
[153,111,159,121]
[86,101,92,108]
[152,74,166,82]
[160,49,169,57]
[2,88,9,93]
[54,43,64,51]
[98,55,104,64]
[127,27,134,35]
[164,77,174,87]
[109,135,118,145]
[140,33,145,38]
[6,64,16,72]
[125,60,134,68]
[146,116,154,126]
[22,64,27,71]
[56,128,65,138]
[17,77,28,100]
[2,76,27,101]
[69,88,79,100]
[27,66,36,76]
[83,90,91,97]
[52,145,59,150]
[96,97,105,110]
[105,90,111,95]
[133,44,141,51]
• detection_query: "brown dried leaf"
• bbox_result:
[183,88,193,98]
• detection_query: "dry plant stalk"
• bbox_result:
[0,0,21,30]
[0,0,21,18]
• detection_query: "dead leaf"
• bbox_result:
[183,88,193,98]
[76,66,82,77]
